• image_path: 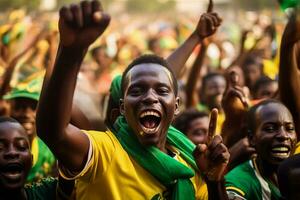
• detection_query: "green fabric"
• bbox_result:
[109,75,122,105]
[3,75,43,101]
[25,177,57,200]
[113,116,197,200]
[27,138,55,183]
[196,103,209,113]
[278,0,300,10]
[225,160,281,200]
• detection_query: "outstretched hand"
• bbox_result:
[194,0,222,40]
[193,109,230,181]
[59,0,110,49]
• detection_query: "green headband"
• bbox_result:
[109,75,122,105]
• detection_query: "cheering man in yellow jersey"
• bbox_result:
[36,1,230,199]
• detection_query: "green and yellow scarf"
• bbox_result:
[113,116,197,200]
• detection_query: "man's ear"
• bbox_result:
[120,99,125,115]
[174,97,180,116]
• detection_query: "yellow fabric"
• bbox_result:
[31,136,39,166]
[294,141,300,155]
[216,112,225,135]
[226,186,245,196]
[60,130,208,200]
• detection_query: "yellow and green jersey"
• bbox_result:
[60,130,208,200]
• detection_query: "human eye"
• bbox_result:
[128,87,143,96]
[16,140,29,151]
[285,124,295,132]
[157,86,170,95]
[263,124,277,133]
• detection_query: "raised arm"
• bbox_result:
[279,11,300,137]
[166,0,221,77]
[36,0,110,172]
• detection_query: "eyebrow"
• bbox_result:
[0,137,28,142]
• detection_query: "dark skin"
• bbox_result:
[279,10,300,138]
[10,98,37,145]
[186,116,209,144]
[37,1,229,199]
[0,122,32,200]
[194,109,230,200]
[221,72,254,170]
[249,103,297,187]
[167,0,222,78]
[221,72,249,147]
[37,0,110,172]
[120,64,180,151]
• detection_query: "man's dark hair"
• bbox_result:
[242,56,263,73]
[173,108,208,135]
[121,54,178,96]
[246,99,284,135]
[252,76,277,98]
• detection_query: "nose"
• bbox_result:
[142,89,159,105]
[276,126,290,141]
[3,145,20,160]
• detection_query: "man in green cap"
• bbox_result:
[3,74,55,183]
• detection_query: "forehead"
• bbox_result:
[124,63,173,88]
[255,103,293,124]
[0,122,27,139]
[205,76,226,86]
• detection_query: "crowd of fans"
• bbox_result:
[0,0,300,199]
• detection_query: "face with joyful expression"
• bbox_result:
[0,122,32,191]
[121,63,179,149]
[250,102,297,166]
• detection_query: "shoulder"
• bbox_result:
[84,130,120,149]
[225,160,259,198]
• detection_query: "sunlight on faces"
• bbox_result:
[252,103,297,165]
[0,122,32,191]
[121,63,179,147]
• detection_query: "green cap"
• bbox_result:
[3,75,43,101]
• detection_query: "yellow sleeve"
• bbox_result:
[194,173,208,200]
[294,141,300,155]
[59,130,117,182]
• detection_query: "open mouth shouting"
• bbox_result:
[1,163,24,183]
[270,145,291,159]
[139,110,162,135]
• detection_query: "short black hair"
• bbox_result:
[252,76,277,98]
[173,108,208,135]
[121,54,178,96]
[246,99,285,135]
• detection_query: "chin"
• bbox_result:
[139,135,160,147]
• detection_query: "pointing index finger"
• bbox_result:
[207,0,214,13]
[208,108,218,144]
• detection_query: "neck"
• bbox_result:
[255,157,278,186]
[0,188,26,200]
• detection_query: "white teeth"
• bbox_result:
[272,147,289,152]
[271,152,289,157]
[140,111,160,118]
